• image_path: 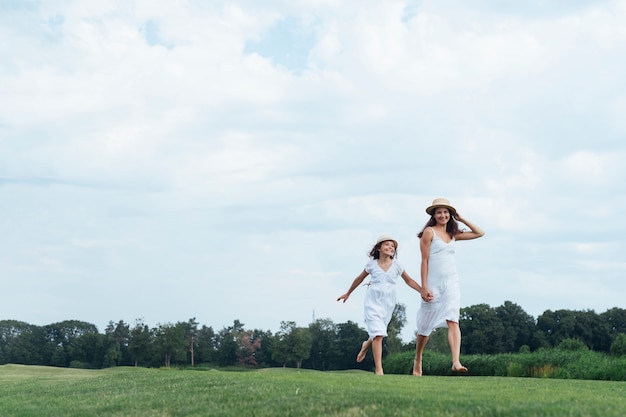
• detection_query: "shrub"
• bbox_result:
[382,346,626,380]
[557,338,588,351]
[610,334,626,356]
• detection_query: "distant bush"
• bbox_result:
[610,334,626,357]
[382,346,626,381]
[69,360,90,369]
[557,338,588,351]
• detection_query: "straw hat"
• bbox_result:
[375,234,398,247]
[425,198,457,215]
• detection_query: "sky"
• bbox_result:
[1,0,625,343]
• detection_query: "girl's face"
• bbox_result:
[379,240,397,257]
[433,207,451,224]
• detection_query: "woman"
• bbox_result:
[413,198,484,376]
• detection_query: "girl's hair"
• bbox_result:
[369,241,397,260]
[417,211,459,239]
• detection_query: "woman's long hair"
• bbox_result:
[417,214,459,239]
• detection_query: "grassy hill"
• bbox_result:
[1,364,625,416]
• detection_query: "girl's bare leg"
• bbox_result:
[412,334,429,376]
[356,338,372,362]
[372,336,384,375]
[447,321,467,372]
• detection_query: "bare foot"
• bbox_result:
[356,341,368,362]
[375,370,384,376]
[412,358,422,376]
[451,363,467,372]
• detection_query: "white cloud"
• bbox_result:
[1,0,625,341]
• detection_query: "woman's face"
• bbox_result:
[433,207,451,224]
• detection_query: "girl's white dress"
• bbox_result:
[363,259,403,338]
[416,228,461,336]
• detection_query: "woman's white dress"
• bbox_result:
[363,259,403,338]
[416,228,461,336]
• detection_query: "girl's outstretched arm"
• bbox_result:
[337,270,369,303]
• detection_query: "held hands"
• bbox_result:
[420,287,434,302]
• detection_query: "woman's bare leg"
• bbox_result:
[447,321,467,372]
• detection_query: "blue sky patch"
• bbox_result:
[244,16,316,74]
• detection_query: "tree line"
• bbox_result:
[1,301,625,370]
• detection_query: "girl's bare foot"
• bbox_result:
[412,358,422,376]
[356,341,368,362]
[451,363,467,372]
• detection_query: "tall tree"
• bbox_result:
[105,320,131,366]
[460,304,505,354]
[195,325,216,364]
[128,319,153,367]
[306,319,338,371]
[535,309,610,351]
[0,320,47,365]
[386,303,407,355]
[601,308,626,336]
[183,318,199,366]
[272,321,312,369]
[45,320,99,367]
[334,321,372,371]
[153,322,188,368]
[495,301,535,352]
[215,320,245,367]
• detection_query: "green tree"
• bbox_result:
[610,333,626,356]
[334,321,371,371]
[183,318,199,366]
[105,320,131,366]
[460,303,505,354]
[153,322,188,368]
[272,321,312,369]
[0,320,48,365]
[306,318,338,371]
[71,332,111,368]
[536,309,610,351]
[386,303,407,355]
[195,325,216,364]
[215,320,245,367]
[128,319,153,367]
[601,307,626,335]
[45,320,99,367]
[495,301,535,352]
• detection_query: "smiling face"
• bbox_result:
[433,207,451,225]
[379,240,397,257]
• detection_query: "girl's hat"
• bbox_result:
[426,198,457,215]
[376,234,398,247]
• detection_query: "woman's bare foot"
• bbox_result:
[451,363,467,372]
[356,341,369,362]
[412,358,422,376]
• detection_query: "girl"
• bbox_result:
[337,234,427,375]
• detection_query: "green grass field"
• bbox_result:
[1,364,625,417]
